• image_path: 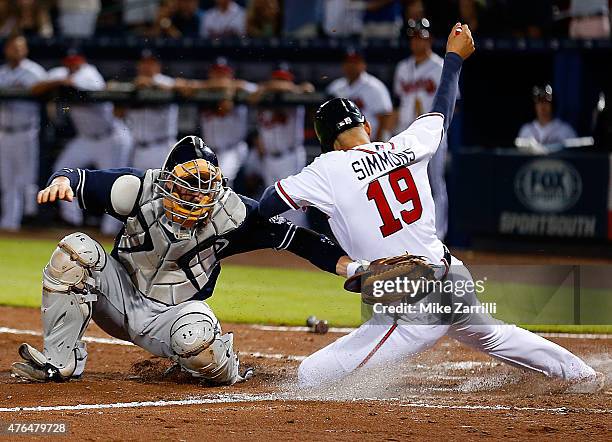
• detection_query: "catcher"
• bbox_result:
[11,136,354,385]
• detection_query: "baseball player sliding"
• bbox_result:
[259,24,603,391]
[11,136,355,385]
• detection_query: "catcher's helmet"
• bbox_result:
[162,135,219,171]
[157,136,223,238]
[314,98,366,153]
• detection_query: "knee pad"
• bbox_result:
[170,312,239,385]
[43,232,106,294]
[40,233,104,374]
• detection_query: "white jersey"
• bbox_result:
[277,113,446,263]
[0,59,47,129]
[127,73,177,145]
[48,64,115,137]
[517,119,577,146]
[393,53,444,131]
[200,81,256,151]
[201,2,246,38]
[327,72,393,136]
[257,106,305,154]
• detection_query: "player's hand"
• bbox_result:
[37,176,73,204]
[446,23,475,60]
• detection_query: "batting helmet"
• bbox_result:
[314,98,366,153]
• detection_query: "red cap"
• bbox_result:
[271,69,294,81]
[63,54,86,67]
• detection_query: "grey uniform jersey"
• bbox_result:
[115,169,246,305]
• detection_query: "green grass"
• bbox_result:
[0,237,360,326]
[0,236,609,332]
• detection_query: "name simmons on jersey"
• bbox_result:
[351,144,416,181]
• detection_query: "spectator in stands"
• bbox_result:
[169,0,204,37]
[246,0,281,37]
[176,57,257,185]
[0,1,16,37]
[250,63,314,226]
[148,0,182,38]
[283,0,322,37]
[32,49,133,234]
[12,0,54,38]
[322,0,363,37]
[58,0,101,37]
[568,0,610,39]
[124,50,178,171]
[201,0,246,38]
[363,0,403,38]
[327,49,393,141]
[123,0,161,33]
[0,34,47,232]
[401,0,425,36]
[515,85,578,153]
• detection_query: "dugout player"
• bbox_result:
[0,34,46,231]
[32,49,133,235]
[515,84,577,153]
[251,64,313,226]
[11,136,356,385]
[393,18,448,240]
[177,57,257,186]
[259,24,603,391]
[126,50,178,171]
[327,49,393,142]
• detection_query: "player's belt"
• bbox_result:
[135,136,172,149]
[0,123,35,133]
[268,146,296,158]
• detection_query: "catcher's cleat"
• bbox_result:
[10,343,72,383]
[565,371,605,394]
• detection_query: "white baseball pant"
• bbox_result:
[428,136,448,240]
[0,128,39,230]
[298,264,596,387]
[217,141,248,187]
[132,140,173,171]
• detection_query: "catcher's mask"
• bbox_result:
[156,158,223,235]
[156,136,225,238]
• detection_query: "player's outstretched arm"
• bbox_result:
[39,168,145,221]
[431,23,475,133]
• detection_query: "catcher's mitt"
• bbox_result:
[344,254,437,305]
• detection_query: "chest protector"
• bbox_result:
[116,170,247,305]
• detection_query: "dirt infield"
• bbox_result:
[0,305,610,441]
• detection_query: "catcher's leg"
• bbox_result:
[152,302,252,385]
[11,232,106,382]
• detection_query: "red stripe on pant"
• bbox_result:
[357,323,398,368]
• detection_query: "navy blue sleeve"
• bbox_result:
[221,196,345,274]
[431,53,463,133]
[49,167,145,220]
[259,184,293,219]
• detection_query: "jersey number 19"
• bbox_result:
[366,167,422,237]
